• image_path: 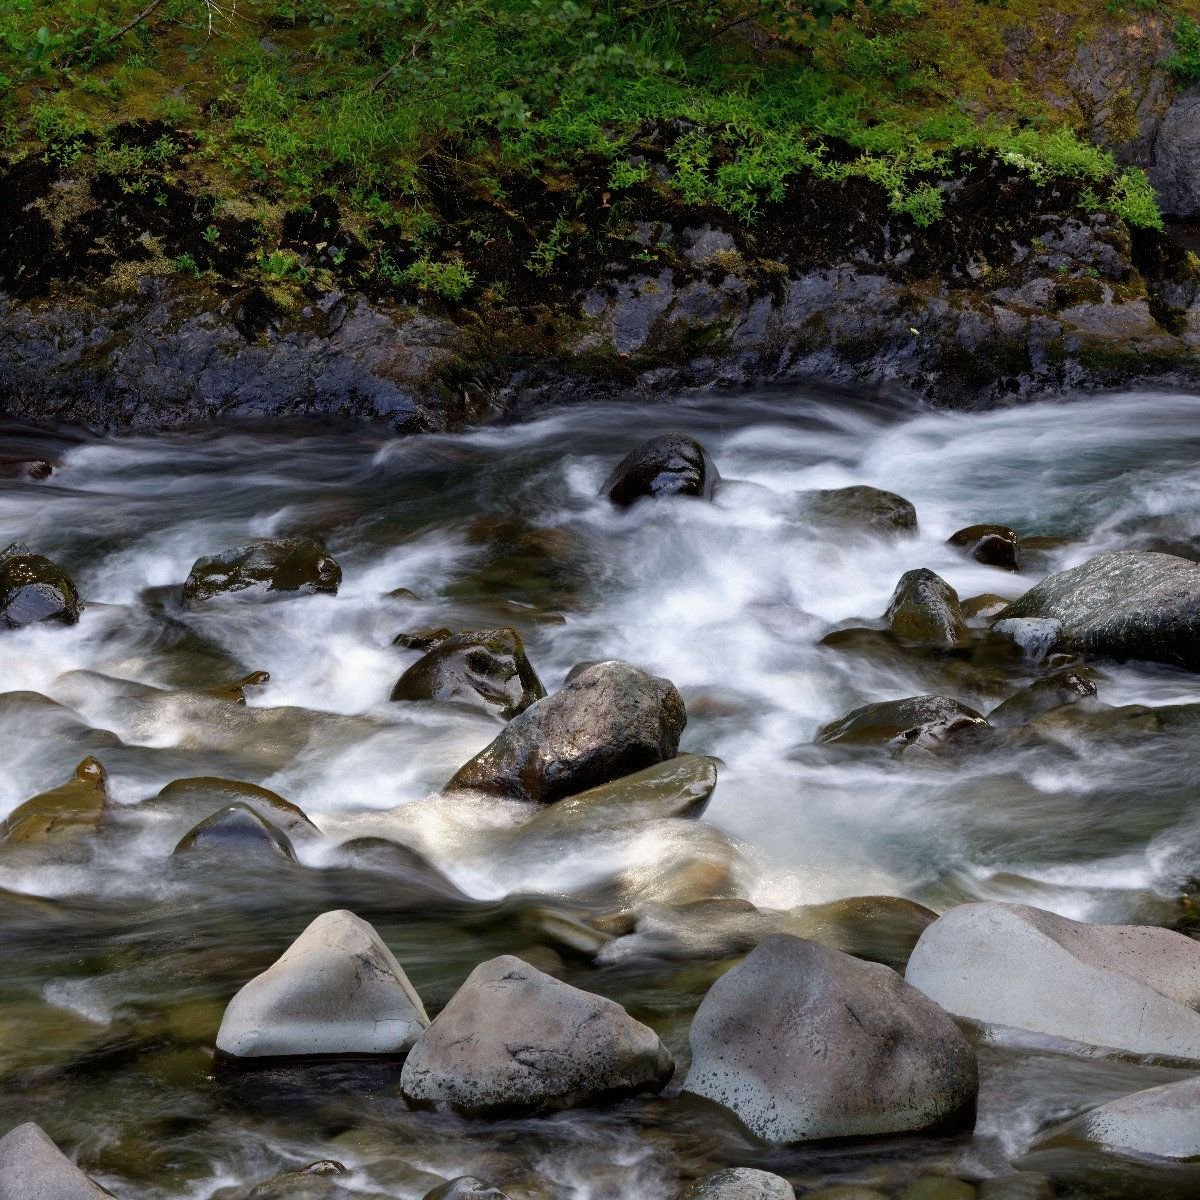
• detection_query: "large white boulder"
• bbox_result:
[0,1122,112,1199]
[216,910,428,1058]
[905,902,1200,1059]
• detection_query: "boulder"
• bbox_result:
[1033,1074,1200,1160]
[800,485,918,539]
[0,457,53,479]
[905,902,1200,1060]
[0,541,82,629]
[996,551,1200,669]
[182,537,341,607]
[603,433,720,508]
[445,660,686,804]
[678,1168,795,1199]
[816,696,987,753]
[422,1180,510,1200]
[391,628,546,719]
[0,1121,112,1199]
[0,758,107,848]
[961,594,1010,623]
[990,617,1062,663]
[400,954,673,1115]
[393,626,454,651]
[248,1160,348,1199]
[682,934,978,1144]
[885,569,970,648]
[216,910,429,1058]
[948,525,1021,572]
[172,803,297,861]
[987,666,1097,727]
[142,776,319,842]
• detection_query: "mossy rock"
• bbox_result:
[885,568,970,648]
[0,757,107,846]
[801,485,918,540]
[182,537,341,607]
[0,540,82,629]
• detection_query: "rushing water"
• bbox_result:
[3,388,1200,1199]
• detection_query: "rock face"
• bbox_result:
[1149,90,1200,219]
[172,803,297,861]
[816,696,987,752]
[678,1168,795,1200]
[0,758,107,848]
[216,910,429,1058]
[682,934,978,1144]
[801,486,918,539]
[0,542,82,629]
[1034,1074,1200,1160]
[182,537,341,607]
[391,628,546,719]
[603,433,720,508]
[905,902,1200,1060]
[997,551,1200,669]
[885,569,970,648]
[400,954,674,1115]
[445,660,686,803]
[0,1122,112,1199]
[948,525,1021,572]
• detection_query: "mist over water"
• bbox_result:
[4,387,1200,1197]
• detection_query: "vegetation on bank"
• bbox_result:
[0,0,1194,303]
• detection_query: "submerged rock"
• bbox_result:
[391,628,545,719]
[445,660,686,804]
[0,758,107,848]
[961,593,1011,623]
[905,902,1200,1060]
[216,910,429,1058]
[172,803,297,861]
[678,1168,795,1200]
[800,485,918,539]
[182,537,341,607]
[334,838,466,901]
[422,1179,511,1200]
[603,432,720,508]
[997,551,1200,669]
[0,541,82,629]
[948,525,1021,572]
[393,626,454,651]
[885,569,970,648]
[987,666,1097,727]
[248,1160,348,1199]
[143,776,319,842]
[0,1121,113,1199]
[400,954,673,1115]
[682,934,977,1144]
[816,695,987,753]
[0,457,54,479]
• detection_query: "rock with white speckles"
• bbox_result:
[906,902,1200,1061]
[682,933,977,1144]
[400,954,673,1115]
[678,1168,795,1199]
[0,1122,112,1199]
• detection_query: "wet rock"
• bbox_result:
[334,838,467,901]
[987,667,1097,727]
[990,617,1062,663]
[1149,91,1200,220]
[788,895,939,971]
[143,776,319,842]
[800,485,918,540]
[422,1178,510,1200]
[1034,1074,1200,1159]
[0,758,107,848]
[0,457,54,479]
[173,803,297,861]
[601,898,778,964]
[391,628,546,719]
[961,594,1010,623]
[976,1176,1052,1200]
[885,569,970,648]
[905,901,1200,1060]
[0,1121,113,1199]
[948,525,1021,572]
[603,432,720,508]
[206,670,272,704]
[248,1160,348,1199]
[216,909,429,1058]
[682,934,977,1144]
[0,541,82,629]
[997,552,1200,669]
[445,660,686,804]
[816,695,987,753]
[393,626,454,651]
[678,1167,795,1199]
[400,954,673,1115]
[457,514,588,610]
[182,537,341,607]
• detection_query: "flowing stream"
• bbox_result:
[4,387,1200,1198]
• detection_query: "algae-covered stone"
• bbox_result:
[391,627,545,719]
[0,758,107,847]
[0,1121,113,1199]
[143,776,319,842]
[678,1168,795,1199]
[0,541,82,629]
[948,525,1021,572]
[816,695,986,752]
[183,537,341,607]
[172,803,296,861]
[603,433,720,508]
[801,485,918,539]
[885,569,970,648]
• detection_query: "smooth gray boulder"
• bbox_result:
[603,432,720,508]
[997,551,1200,669]
[445,660,686,804]
[885,569,970,648]
[682,934,977,1144]
[0,1122,112,1199]
[678,1168,795,1199]
[0,541,82,629]
[183,536,341,607]
[216,909,428,1058]
[400,954,673,1115]
[905,902,1200,1060]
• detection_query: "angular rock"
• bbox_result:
[144,776,319,842]
[183,537,341,607]
[948,525,1021,572]
[445,660,686,804]
[400,954,673,1115]
[816,695,987,753]
[987,666,1096,727]
[603,433,720,508]
[173,803,297,861]
[885,569,970,648]
[682,934,977,1144]
[0,758,107,847]
[905,902,1200,1060]
[801,485,918,539]
[0,541,82,629]
[997,551,1200,669]
[423,1180,510,1200]
[0,1121,112,1199]
[216,909,428,1058]
[391,628,545,719]
[393,626,454,651]
[678,1168,795,1200]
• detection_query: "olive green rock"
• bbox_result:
[0,541,82,629]
[948,524,1021,572]
[143,776,319,842]
[0,758,107,847]
[182,537,341,607]
[801,485,918,539]
[885,569,970,648]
